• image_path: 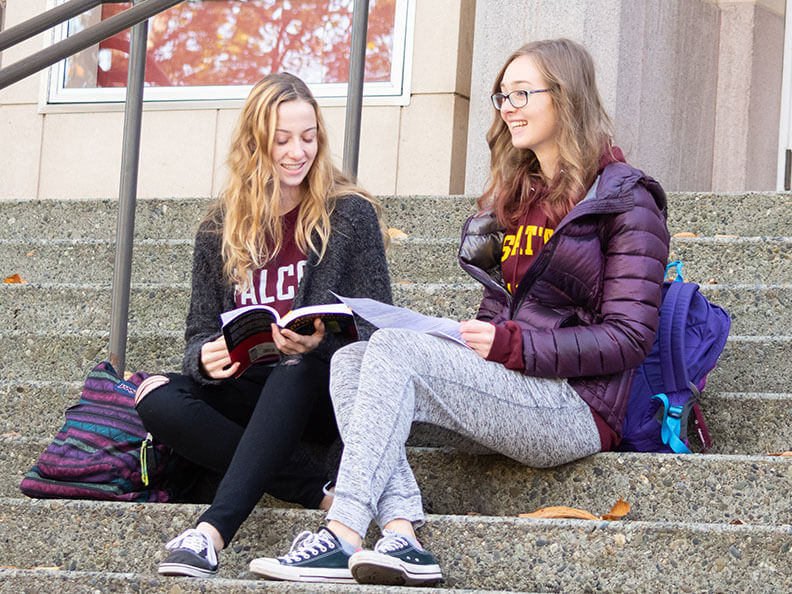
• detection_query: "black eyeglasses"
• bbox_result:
[491,89,550,110]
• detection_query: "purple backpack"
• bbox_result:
[20,362,182,501]
[618,262,731,453]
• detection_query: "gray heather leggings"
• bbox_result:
[325,328,601,538]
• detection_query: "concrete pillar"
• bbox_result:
[713,2,784,190]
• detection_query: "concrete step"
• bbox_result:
[0,569,506,594]
[1,497,791,592]
[2,235,791,285]
[1,331,787,393]
[0,282,482,335]
[1,193,790,240]
[4,435,792,524]
[3,373,791,452]
[1,281,788,336]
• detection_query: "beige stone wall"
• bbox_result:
[464,0,786,194]
[0,0,475,200]
[713,2,784,190]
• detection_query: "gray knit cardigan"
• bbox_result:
[182,194,392,384]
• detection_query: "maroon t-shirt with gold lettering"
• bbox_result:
[234,206,307,316]
[500,202,554,295]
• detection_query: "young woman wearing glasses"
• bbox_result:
[249,38,670,587]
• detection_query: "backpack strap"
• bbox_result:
[652,393,692,453]
[657,275,698,392]
[691,401,712,452]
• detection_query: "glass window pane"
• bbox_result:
[62,0,397,89]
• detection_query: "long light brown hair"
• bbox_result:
[480,38,614,226]
[209,72,386,289]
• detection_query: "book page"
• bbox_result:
[333,294,468,348]
[221,303,280,327]
[279,303,353,327]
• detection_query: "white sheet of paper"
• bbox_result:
[333,293,469,348]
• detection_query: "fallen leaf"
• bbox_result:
[707,279,719,284]
[767,451,792,456]
[519,497,630,522]
[396,281,413,285]
[387,227,408,240]
[26,250,35,257]
[672,232,697,238]
[730,519,745,525]
[1,432,22,438]
[3,274,26,284]
[519,506,599,520]
[601,497,630,520]
[30,566,61,571]
[715,234,738,238]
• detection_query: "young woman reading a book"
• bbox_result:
[249,38,670,586]
[133,72,391,578]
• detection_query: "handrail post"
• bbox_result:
[108,0,147,373]
[342,0,369,180]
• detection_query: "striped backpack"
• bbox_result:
[20,362,182,502]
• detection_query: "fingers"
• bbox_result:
[200,336,239,379]
[459,320,495,359]
[272,318,326,355]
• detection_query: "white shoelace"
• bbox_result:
[374,529,411,554]
[279,530,337,563]
[164,528,218,566]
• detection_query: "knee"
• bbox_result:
[134,375,170,407]
[331,340,368,368]
[134,375,172,431]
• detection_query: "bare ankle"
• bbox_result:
[196,521,224,552]
[327,520,363,548]
[383,519,416,541]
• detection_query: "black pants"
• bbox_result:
[136,354,339,545]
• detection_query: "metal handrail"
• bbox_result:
[342,0,369,181]
[0,0,126,53]
[0,0,184,90]
[1,0,368,372]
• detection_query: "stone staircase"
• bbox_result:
[0,192,791,592]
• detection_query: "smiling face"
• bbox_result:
[499,54,560,177]
[270,99,318,208]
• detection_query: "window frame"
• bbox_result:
[42,0,415,108]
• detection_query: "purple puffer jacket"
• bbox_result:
[458,162,670,436]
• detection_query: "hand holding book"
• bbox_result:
[270,317,325,356]
[220,302,357,377]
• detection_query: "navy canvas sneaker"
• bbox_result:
[158,528,218,578]
[248,527,354,584]
[348,530,443,586]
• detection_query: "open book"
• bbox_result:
[221,303,356,376]
[333,293,469,348]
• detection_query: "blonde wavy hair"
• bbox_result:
[480,38,615,226]
[208,72,387,289]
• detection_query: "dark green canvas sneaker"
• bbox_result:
[248,527,354,584]
[158,528,219,578]
[348,529,443,586]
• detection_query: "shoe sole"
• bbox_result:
[249,558,355,584]
[349,551,443,586]
[158,562,217,578]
